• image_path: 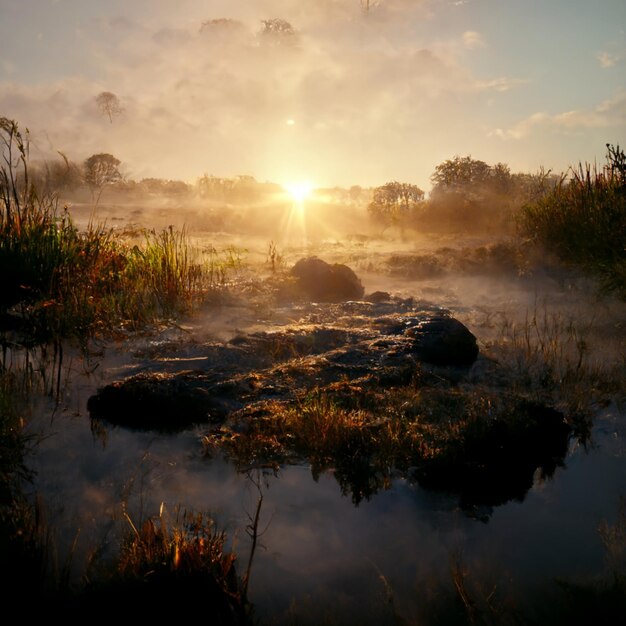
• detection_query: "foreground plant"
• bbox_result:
[87,505,247,624]
[78,504,251,622]
[1,117,213,355]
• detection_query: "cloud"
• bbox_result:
[596,49,624,69]
[0,1,476,183]
[474,77,527,93]
[597,51,619,68]
[462,30,485,50]
[491,92,626,140]
[7,0,601,189]
[490,113,549,140]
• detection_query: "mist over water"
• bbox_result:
[2,1,624,620]
[19,192,626,623]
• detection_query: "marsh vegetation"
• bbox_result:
[2,116,625,623]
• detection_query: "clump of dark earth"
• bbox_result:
[88,297,475,430]
[87,284,571,512]
[289,256,365,302]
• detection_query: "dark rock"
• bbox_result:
[290,256,364,302]
[404,315,478,367]
[87,371,241,431]
[365,291,391,303]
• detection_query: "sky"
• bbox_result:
[0,0,624,192]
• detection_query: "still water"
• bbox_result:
[23,274,626,624]
[25,355,626,624]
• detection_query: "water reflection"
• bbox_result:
[25,390,625,622]
[15,325,623,624]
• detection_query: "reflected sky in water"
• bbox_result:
[26,366,626,624]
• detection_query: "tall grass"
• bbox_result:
[1,117,210,356]
[1,118,246,612]
[518,144,626,297]
[477,301,626,442]
[79,504,251,621]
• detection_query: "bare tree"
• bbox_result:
[95,91,123,124]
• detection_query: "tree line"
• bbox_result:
[28,148,560,230]
[367,156,560,233]
[26,152,284,206]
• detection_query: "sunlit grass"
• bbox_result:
[0,117,225,357]
[75,504,252,621]
[204,382,570,505]
[518,144,626,298]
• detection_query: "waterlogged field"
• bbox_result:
[15,199,626,624]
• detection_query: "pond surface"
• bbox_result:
[24,271,626,625]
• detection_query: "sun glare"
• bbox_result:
[284,181,314,203]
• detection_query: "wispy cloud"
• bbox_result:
[2,0,617,187]
[462,30,486,50]
[491,92,626,140]
[597,49,624,68]
[474,77,528,93]
[0,2,484,184]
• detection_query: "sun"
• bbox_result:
[283,181,314,203]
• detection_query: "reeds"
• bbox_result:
[117,505,236,584]
[0,367,49,602]
[1,117,212,355]
[518,144,626,297]
[84,504,250,621]
[481,303,625,440]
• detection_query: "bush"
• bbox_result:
[518,144,626,297]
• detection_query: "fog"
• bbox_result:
[4,0,621,192]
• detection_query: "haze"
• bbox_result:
[1,0,624,191]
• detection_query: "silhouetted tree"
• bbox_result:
[431,156,492,194]
[368,181,424,226]
[200,18,244,34]
[84,153,122,206]
[95,92,123,124]
[426,156,547,233]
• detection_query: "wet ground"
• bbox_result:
[21,203,626,624]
